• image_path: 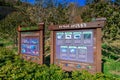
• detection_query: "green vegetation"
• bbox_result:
[0,0,14,7]
[21,26,40,31]
[104,59,120,78]
[0,0,120,79]
[0,48,119,80]
[81,2,120,41]
[102,43,120,78]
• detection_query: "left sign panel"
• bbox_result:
[18,23,44,64]
[21,32,40,56]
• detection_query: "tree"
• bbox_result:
[115,0,120,5]
[68,3,83,23]
[86,0,107,4]
[86,0,94,4]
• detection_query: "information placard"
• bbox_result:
[18,23,44,64]
[56,30,94,63]
[21,32,40,56]
[49,18,106,73]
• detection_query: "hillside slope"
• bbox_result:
[0,0,120,78]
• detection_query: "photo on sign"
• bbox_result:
[69,46,77,59]
[22,38,29,43]
[74,34,81,39]
[29,38,39,44]
[60,46,68,59]
[56,32,64,39]
[65,32,72,39]
[78,46,87,62]
[69,48,76,59]
[69,48,76,54]
[83,31,93,44]
[57,35,63,39]
[21,44,28,53]
[29,45,39,55]
[65,35,72,39]
[21,43,39,56]
[78,46,87,54]
[73,32,81,39]
[83,32,92,40]
[60,46,67,53]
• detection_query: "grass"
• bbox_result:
[102,41,120,78]
[0,39,14,47]
[103,57,120,78]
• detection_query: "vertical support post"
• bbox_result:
[96,28,102,72]
[40,30,44,64]
[50,31,54,64]
[39,23,44,64]
[18,26,21,55]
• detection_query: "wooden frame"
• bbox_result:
[18,23,44,64]
[49,18,106,73]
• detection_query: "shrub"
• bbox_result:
[0,48,119,80]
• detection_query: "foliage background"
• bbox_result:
[0,0,120,79]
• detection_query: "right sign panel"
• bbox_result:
[49,19,106,73]
[55,30,94,63]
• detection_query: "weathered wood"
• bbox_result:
[49,19,106,73]
[18,23,45,64]
[96,28,102,72]
[49,21,105,30]
[18,23,44,32]
[50,31,54,64]
[40,30,44,64]
[18,29,21,55]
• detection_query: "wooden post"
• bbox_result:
[39,23,44,64]
[18,26,21,55]
[50,31,54,64]
[96,28,102,72]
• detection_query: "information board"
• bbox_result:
[56,30,94,63]
[18,23,44,64]
[21,32,40,56]
[49,18,106,73]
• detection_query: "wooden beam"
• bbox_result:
[49,21,105,31]
[50,31,54,64]
[96,28,102,72]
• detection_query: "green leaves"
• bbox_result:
[0,47,119,80]
[21,26,39,31]
[81,1,120,41]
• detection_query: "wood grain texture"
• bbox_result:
[96,28,102,72]
[48,21,105,30]
[50,31,54,64]
[49,20,105,73]
[17,23,45,64]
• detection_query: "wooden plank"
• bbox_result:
[48,21,105,30]
[18,31,21,55]
[56,59,95,65]
[39,22,44,64]
[96,28,102,72]
[18,23,44,32]
[40,30,44,64]
[50,31,54,64]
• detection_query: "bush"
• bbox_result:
[0,48,119,80]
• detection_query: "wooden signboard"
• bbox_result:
[18,23,44,64]
[49,18,106,73]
